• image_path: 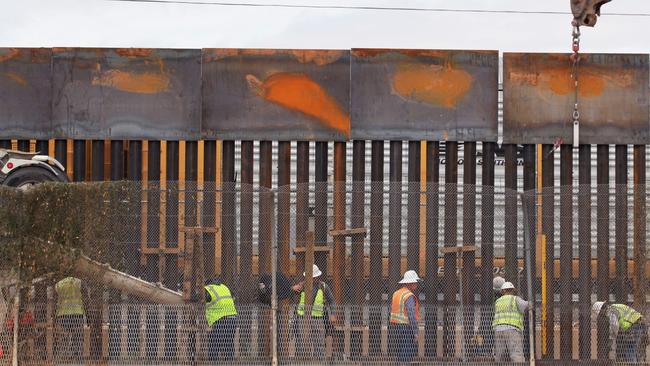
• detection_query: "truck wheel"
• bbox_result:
[3,166,61,188]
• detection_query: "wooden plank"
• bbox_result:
[333,141,346,305]
[443,140,458,358]
[541,144,555,359]
[633,145,646,309]
[294,246,331,253]
[578,144,591,359]
[559,144,573,360]
[330,228,367,237]
[278,141,291,275]
[295,141,310,275]
[425,140,439,358]
[389,140,403,293]
[596,144,609,359]
[369,140,383,356]
[614,144,628,302]
[462,141,476,354]
[314,141,329,275]
[221,140,236,285]
[408,141,421,273]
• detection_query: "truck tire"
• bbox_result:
[3,166,61,188]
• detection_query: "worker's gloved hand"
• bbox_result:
[189,293,200,303]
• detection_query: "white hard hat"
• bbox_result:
[398,270,422,284]
[303,264,322,278]
[500,282,515,290]
[592,301,605,315]
[493,276,505,291]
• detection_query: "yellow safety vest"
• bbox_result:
[611,304,642,331]
[205,284,237,326]
[297,288,325,317]
[493,295,523,331]
[55,277,84,317]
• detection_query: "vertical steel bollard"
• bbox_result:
[270,191,278,366]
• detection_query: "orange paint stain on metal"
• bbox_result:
[0,48,20,63]
[246,72,350,134]
[510,67,634,98]
[290,50,344,65]
[91,70,170,94]
[391,63,473,108]
[2,72,27,86]
[115,48,154,58]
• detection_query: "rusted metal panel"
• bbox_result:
[51,48,201,140]
[0,48,52,139]
[202,49,350,141]
[504,53,649,144]
[351,49,498,141]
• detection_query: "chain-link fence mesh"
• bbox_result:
[0,181,648,364]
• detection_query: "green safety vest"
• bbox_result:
[611,303,642,331]
[493,295,523,331]
[55,277,84,317]
[297,287,325,317]
[205,284,237,326]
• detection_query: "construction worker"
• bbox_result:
[389,270,421,364]
[54,276,85,359]
[492,281,528,363]
[592,301,648,362]
[292,264,335,359]
[204,277,237,361]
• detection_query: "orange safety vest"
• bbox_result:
[390,287,419,325]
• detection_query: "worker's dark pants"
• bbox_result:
[207,316,237,361]
[388,324,416,363]
[56,314,84,358]
[616,322,648,362]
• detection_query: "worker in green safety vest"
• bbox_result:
[593,301,648,362]
[291,264,335,359]
[492,281,529,363]
[54,276,86,360]
[204,277,237,361]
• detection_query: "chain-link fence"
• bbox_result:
[0,181,648,364]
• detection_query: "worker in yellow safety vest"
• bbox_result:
[593,301,648,362]
[492,281,529,363]
[292,264,335,359]
[54,276,85,359]
[389,270,421,364]
[204,277,238,361]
